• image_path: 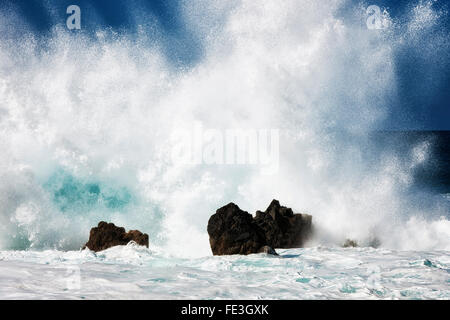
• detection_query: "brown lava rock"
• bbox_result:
[83,221,149,252]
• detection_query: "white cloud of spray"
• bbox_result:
[0,0,449,255]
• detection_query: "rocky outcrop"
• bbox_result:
[343,239,358,248]
[83,221,149,252]
[207,200,312,256]
[255,200,312,249]
[207,203,267,256]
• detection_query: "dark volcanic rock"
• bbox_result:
[255,200,312,249]
[207,200,312,256]
[258,245,279,256]
[343,239,358,248]
[83,221,149,252]
[207,203,267,255]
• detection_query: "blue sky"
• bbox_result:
[0,0,449,130]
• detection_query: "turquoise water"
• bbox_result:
[43,170,134,212]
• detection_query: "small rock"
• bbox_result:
[343,239,358,248]
[83,221,149,252]
[258,246,278,255]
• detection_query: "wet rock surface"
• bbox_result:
[255,200,312,249]
[83,221,149,252]
[207,200,312,255]
[207,203,267,255]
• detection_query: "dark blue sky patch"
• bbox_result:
[0,0,202,65]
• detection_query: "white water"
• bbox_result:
[0,244,448,299]
[0,0,449,299]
